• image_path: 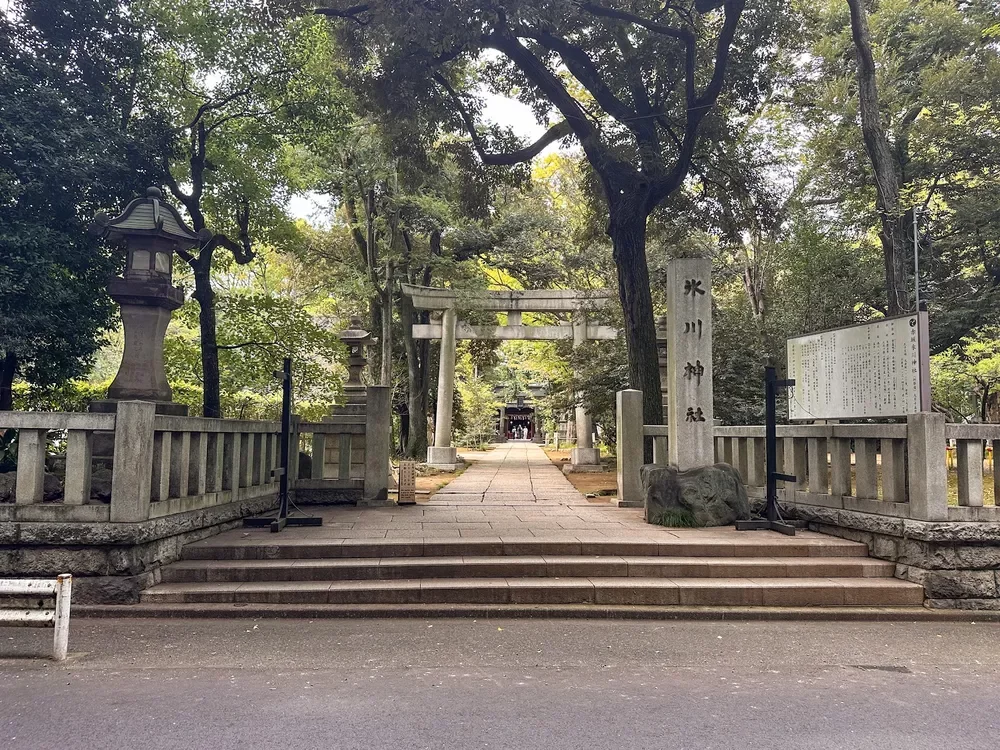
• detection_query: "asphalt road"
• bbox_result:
[2,618,999,750]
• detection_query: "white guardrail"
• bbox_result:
[0,574,73,660]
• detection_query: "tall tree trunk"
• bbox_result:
[381,268,393,387]
[192,261,222,418]
[368,297,383,384]
[847,0,908,315]
[400,291,429,459]
[0,352,16,411]
[608,194,663,437]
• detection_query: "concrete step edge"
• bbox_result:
[76,602,991,622]
[161,556,896,583]
[182,540,870,560]
[140,577,925,607]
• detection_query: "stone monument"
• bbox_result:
[665,259,714,471]
[89,187,208,416]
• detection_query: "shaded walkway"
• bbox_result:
[430,442,589,506]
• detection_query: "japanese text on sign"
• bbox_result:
[787,315,927,420]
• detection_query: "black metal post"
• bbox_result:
[243,357,321,533]
[736,366,804,536]
[274,356,292,529]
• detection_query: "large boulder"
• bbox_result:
[642,463,750,527]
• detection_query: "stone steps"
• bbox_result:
[142,530,925,613]
[180,536,872,560]
[161,556,896,583]
[141,576,923,607]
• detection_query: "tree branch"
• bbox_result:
[576,2,691,42]
[433,72,572,165]
[528,31,638,126]
[315,4,371,24]
[650,0,746,207]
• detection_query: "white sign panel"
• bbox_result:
[787,314,929,421]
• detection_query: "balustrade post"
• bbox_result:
[63,430,93,505]
[807,437,829,495]
[829,438,852,498]
[311,432,327,480]
[907,413,948,521]
[363,385,391,506]
[747,436,766,488]
[855,439,878,500]
[788,437,808,492]
[15,429,47,505]
[956,439,984,507]
[110,401,155,522]
[616,390,644,508]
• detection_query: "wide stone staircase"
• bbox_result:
[136,533,925,616]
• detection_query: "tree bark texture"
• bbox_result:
[0,352,16,411]
[846,0,909,315]
[400,288,430,459]
[381,277,393,387]
[192,260,222,418]
[608,192,663,436]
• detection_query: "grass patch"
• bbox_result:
[650,509,699,528]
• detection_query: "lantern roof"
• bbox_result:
[91,187,206,248]
[339,317,373,346]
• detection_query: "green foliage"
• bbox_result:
[797,0,1000,344]
[164,287,346,420]
[454,349,502,448]
[931,328,1000,423]
[0,1,157,391]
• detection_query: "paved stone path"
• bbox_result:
[429,441,589,505]
[191,442,854,548]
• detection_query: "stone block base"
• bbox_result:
[570,447,601,466]
[426,446,462,471]
[788,503,1000,610]
[563,464,604,474]
[0,494,276,604]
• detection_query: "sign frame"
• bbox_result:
[786,311,931,422]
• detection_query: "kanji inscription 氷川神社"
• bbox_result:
[666,259,715,471]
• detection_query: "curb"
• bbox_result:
[73,603,1000,622]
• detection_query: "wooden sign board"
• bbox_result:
[397,461,416,505]
[787,312,931,421]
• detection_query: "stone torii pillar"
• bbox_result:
[427,307,460,469]
[568,310,601,472]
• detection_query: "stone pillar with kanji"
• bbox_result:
[666,259,714,471]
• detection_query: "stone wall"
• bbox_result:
[0,495,276,604]
[791,504,1000,610]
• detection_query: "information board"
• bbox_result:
[787,313,930,421]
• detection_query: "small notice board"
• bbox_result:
[786,312,931,421]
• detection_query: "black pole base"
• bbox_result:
[242,514,323,533]
[735,518,805,536]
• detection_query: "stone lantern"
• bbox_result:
[90,187,207,416]
[336,317,373,415]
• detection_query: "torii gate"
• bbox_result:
[401,285,617,471]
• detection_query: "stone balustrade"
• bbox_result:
[148,414,283,520]
[616,396,1000,607]
[0,410,117,522]
[616,393,1000,524]
[0,404,284,524]
[715,414,999,523]
[0,392,391,602]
